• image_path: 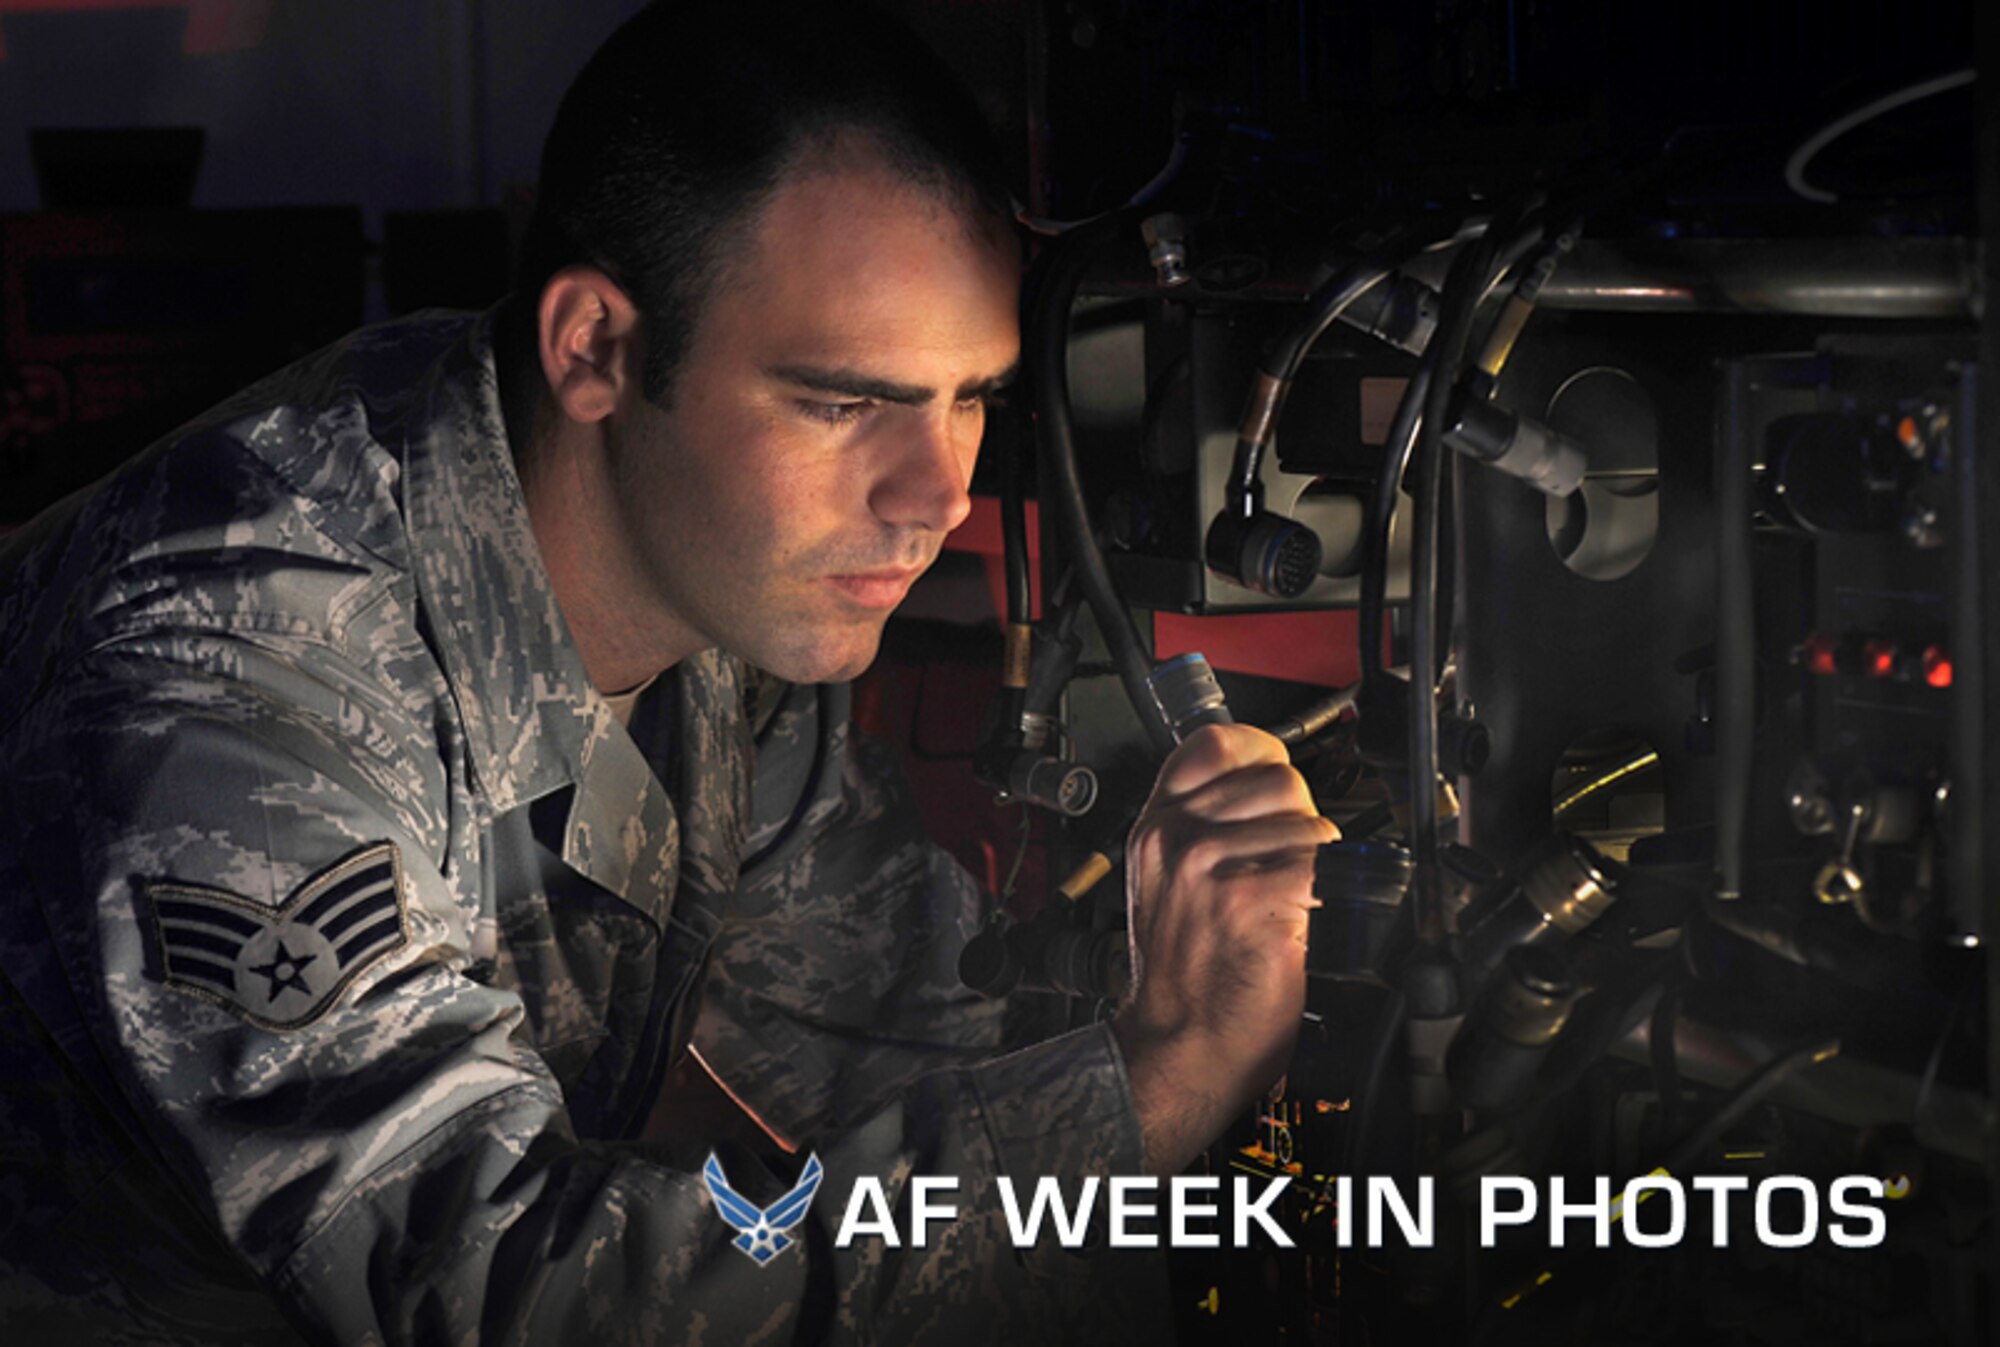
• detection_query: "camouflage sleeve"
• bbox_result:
[4,640,1170,1345]
[692,678,1010,1145]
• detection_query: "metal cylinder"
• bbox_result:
[1307,842,1413,981]
[1146,652,1233,743]
[1006,753,1099,817]
[1521,834,1617,934]
[1205,508,1323,599]
[1444,397,1588,498]
[1457,834,1617,976]
[1537,238,1978,319]
[1081,237,1977,320]
[1448,944,1578,1114]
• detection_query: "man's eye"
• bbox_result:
[956,392,1004,415]
[799,399,873,427]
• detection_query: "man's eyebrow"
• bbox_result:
[956,363,1019,402]
[769,362,1019,407]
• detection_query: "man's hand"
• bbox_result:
[1110,723,1336,1175]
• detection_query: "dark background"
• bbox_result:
[0,0,1974,525]
[0,5,1987,1343]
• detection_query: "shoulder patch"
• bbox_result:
[146,842,411,1031]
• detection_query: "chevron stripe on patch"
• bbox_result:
[146,842,411,1031]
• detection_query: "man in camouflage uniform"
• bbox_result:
[0,4,1330,1343]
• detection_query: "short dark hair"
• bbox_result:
[511,0,1012,408]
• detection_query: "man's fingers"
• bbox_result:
[1142,812,1335,887]
[1164,761,1320,825]
[1151,722,1290,801]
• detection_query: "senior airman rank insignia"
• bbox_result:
[146,842,411,1030]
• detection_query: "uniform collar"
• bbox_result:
[400,310,597,817]
[398,311,748,922]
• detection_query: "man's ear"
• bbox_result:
[536,266,643,425]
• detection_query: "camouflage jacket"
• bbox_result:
[0,312,1169,1344]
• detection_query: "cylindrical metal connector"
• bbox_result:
[1447,944,1578,1114]
[1456,834,1618,975]
[1205,508,1323,598]
[1521,834,1617,934]
[1146,652,1233,744]
[1444,396,1587,498]
[1307,841,1412,981]
[1057,851,1114,902]
[1006,753,1099,817]
[1002,622,1033,689]
[1140,213,1191,288]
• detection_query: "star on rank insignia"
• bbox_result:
[145,842,411,1031]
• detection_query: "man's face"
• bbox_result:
[604,152,1020,685]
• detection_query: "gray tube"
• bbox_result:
[1539,238,1978,318]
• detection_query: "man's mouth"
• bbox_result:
[824,566,925,609]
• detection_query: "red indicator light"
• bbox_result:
[1804,633,1839,677]
[1896,415,1922,452]
[1863,639,1899,680]
[1923,645,1952,688]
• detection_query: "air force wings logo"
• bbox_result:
[703,1151,824,1266]
[146,842,411,1031]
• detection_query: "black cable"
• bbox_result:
[1268,210,1483,382]
[1356,218,1541,681]
[1407,235,1495,941]
[1019,567,1087,734]
[994,401,1034,745]
[1028,211,1178,758]
[1359,361,1430,682]
[1714,362,1755,901]
[999,415,1032,630]
[1223,256,1396,513]
[1371,143,1748,691]
[1387,196,1547,916]
[1259,259,1394,383]
[1005,557,1077,640]
[1217,214,1485,608]
[1229,215,1478,525]
[1044,563,1085,648]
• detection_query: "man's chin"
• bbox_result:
[740,625,884,686]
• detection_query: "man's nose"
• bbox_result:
[869,408,977,536]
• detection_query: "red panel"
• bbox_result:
[945,493,1041,623]
[1155,608,1361,690]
